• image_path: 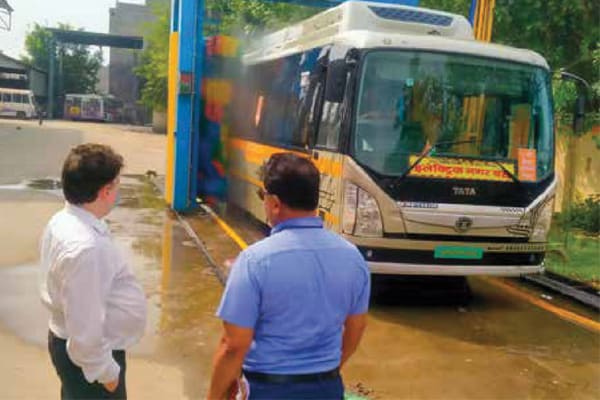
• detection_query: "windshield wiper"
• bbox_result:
[491,160,521,184]
[396,138,476,182]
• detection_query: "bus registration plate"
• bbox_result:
[434,246,483,260]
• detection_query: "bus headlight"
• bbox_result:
[343,182,383,237]
[531,199,554,242]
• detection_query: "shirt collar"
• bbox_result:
[270,216,323,235]
[64,203,109,236]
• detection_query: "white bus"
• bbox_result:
[64,94,124,122]
[228,1,555,276]
[0,88,36,119]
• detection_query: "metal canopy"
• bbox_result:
[0,0,13,31]
[45,29,144,119]
[0,53,27,73]
[48,29,143,49]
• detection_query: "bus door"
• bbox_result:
[309,50,354,231]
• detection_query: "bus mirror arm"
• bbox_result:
[558,69,589,134]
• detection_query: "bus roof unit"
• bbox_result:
[245,1,547,69]
[246,1,472,61]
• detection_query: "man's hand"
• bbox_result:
[340,313,367,369]
[103,378,119,392]
[206,322,254,400]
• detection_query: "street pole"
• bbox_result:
[47,37,55,119]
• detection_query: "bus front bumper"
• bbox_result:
[368,262,543,276]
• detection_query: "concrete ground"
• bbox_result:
[0,119,208,399]
[1,119,599,400]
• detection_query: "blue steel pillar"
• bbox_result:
[172,0,204,211]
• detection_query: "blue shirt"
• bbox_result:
[216,216,371,374]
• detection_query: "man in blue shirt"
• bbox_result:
[207,153,370,399]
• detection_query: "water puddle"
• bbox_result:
[0,175,226,396]
[0,178,63,197]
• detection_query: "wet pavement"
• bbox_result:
[187,206,600,399]
[0,175,225,398]
[0,120,599,399]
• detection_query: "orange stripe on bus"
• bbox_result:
[229,138,342,178]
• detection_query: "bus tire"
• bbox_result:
[16,111,26,119]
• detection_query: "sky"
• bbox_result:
[0,0,146,64]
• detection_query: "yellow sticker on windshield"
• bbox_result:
[408,156,515,182]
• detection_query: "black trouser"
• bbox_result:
[48,331,127,400]
[242,369,344,399]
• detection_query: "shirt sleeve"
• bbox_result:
[349,257,371,316]
[216,251,261,329]
[61,247,120,384]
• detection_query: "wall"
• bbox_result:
[554,126,600,211]
[108,0,167,124]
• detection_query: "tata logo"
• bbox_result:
[452,186,477,196]
[455,217,473,233]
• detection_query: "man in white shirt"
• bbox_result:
[40,143,147,399]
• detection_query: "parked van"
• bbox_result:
[0,88,36,119]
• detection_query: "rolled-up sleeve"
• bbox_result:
[62,247,120,384]
[216,251,261,328]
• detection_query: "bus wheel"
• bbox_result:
[16,111,26,119]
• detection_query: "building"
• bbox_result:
[0,52,47,103]
[109,0,166,124]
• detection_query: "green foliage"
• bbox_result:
[22,23,102,95]
[135,1,171,111]
[546,221,600,286]
[592,44,600,99]
[205,0,318,37]
[557,195,600,235]
[552,73,578,127]
[493,1,598,82]
[420,0,469,15]
[423,1,599,96]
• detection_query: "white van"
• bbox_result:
[0,88,36,119]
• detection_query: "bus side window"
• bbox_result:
[293,51,327,149]
[2,93,10,102]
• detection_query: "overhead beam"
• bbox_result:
[261,0,418,6]
[47,29,143,49]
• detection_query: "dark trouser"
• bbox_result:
[243,369,344,400]
[48,331,127,400]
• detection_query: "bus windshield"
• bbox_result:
[353,51,554,182]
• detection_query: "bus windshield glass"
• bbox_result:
[353,51,554,182]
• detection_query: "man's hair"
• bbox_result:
[263,153,320,211]
[61,144,124,204]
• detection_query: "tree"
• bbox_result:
[205,0,317,36]
[421,0,599,85]
[136,1,170,111]
[22,23,103,95]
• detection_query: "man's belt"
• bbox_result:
[242,367,340,384]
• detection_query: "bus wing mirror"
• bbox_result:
[324,59,348,103]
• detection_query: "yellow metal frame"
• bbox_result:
[166,32,179,205]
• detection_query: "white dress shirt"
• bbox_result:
[40,203,147,384]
